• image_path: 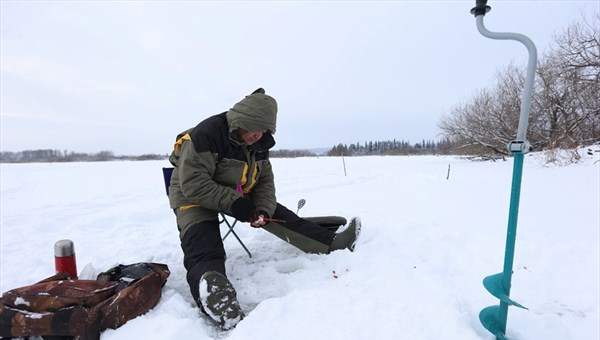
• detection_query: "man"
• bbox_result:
[167,88,360,330]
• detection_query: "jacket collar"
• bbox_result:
[228,130,276,152]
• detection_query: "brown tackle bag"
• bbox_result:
[0,262,170,340]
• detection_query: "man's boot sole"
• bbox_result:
[199,271,245,330]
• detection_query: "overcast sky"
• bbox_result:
[1,1,596,155]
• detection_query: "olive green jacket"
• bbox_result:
[168,103,277,238]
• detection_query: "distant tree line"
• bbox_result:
[439,12,599,157]
[0,149,167,163]
[327,139,455,156]
[270,149,318,158]
[2,144,454,163]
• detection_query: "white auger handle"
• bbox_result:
[470,0,538,146]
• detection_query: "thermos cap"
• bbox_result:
[54,239,75,257]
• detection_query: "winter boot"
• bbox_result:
[199,271,245,330]
[328,217,362,252]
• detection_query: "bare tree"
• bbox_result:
[440,12,599,157]
[532,13,599,150]
[439,64,526,157]
[554,13,600,145]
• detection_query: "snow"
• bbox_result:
[1,148,599,339]
[14,297,30,307]
[25,312,44,320]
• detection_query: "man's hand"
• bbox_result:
[250,214,267,228]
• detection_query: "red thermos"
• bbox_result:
[54,239,78,279]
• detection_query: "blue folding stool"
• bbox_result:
[162,167,252,258]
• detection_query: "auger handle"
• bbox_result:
[470,0,537,149]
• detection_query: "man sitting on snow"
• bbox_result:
[167,88,361,330]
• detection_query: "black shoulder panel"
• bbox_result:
[189,112,229,156]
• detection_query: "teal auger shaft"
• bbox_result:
[498,152,526,335]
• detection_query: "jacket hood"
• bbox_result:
[226,88,277,134]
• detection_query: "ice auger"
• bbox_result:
[470,1,538,339]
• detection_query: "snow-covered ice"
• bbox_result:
[1,148,598,339]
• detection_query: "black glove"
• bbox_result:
[230,197,258,222]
